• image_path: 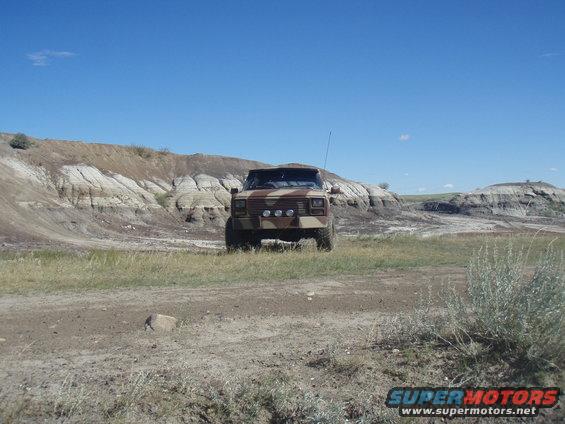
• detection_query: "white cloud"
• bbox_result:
[27,49,76,66]
[417,187,427,192]
[539,52,562,58]
[443,183,454,189]
[398,134,411,142]
[549,167,558,172]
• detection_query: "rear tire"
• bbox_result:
[315,222,335,251]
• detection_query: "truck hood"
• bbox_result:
[234,188,327,200]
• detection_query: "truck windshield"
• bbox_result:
[244,169,323,190]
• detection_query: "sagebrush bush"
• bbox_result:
[452,244,564,367]
[9,133,35,150]
[379,242,564,377]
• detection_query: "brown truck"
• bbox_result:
[225,167,340,251]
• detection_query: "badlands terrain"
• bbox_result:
[0,133,563,422]
[0,132,564,251]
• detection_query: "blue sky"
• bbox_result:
[1,0,563,193]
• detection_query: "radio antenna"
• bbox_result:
[323,130,332,170]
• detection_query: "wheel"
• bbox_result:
[248,238,262,251]
[225,217,244,252]
[315,222,335,251]
[225,218,260,252]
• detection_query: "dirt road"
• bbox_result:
[0,268,464,398]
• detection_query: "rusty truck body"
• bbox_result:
[225,167,339,251]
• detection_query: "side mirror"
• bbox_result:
[230,188,239,194]
[330,186,341,195]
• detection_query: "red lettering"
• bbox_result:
[499,390,514,405]
[512,390,529,405]
[464,390,484,405]
[528,390,543,406]
[483,390,499,405]
[542,389,559,407]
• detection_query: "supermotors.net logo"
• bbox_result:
[386,387,560,417]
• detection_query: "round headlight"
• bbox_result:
[286,209,294,217]
[274,209,283,217]
[262,210,271,217]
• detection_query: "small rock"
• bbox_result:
[0,337,6,343]
[144,313,178,332]
[306,291,315,297]
[392,348,400,354]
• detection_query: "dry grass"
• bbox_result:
[128,144,154,159]
[0,234,562,294]
[0,369,398,423]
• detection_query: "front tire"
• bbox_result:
[315,222,335,251]
[225,218,260,252]
[225,217,244,252]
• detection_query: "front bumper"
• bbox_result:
[233,216,328,231]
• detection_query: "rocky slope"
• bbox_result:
[0,133,400,247]
[424,182,565,218]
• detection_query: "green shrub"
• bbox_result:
[378,182,390,190]
[154,192,169,208]
[9,133,35,150]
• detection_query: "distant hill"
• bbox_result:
[421,182,565,218]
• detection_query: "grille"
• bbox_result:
[246,198,308,216]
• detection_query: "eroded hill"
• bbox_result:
[0,133,400,249]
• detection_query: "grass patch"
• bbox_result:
[400,192,459,203]
[0,234,562,294]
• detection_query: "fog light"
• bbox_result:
[262,210,271,217]
[286,209,294,217]
[274,209,283,217]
